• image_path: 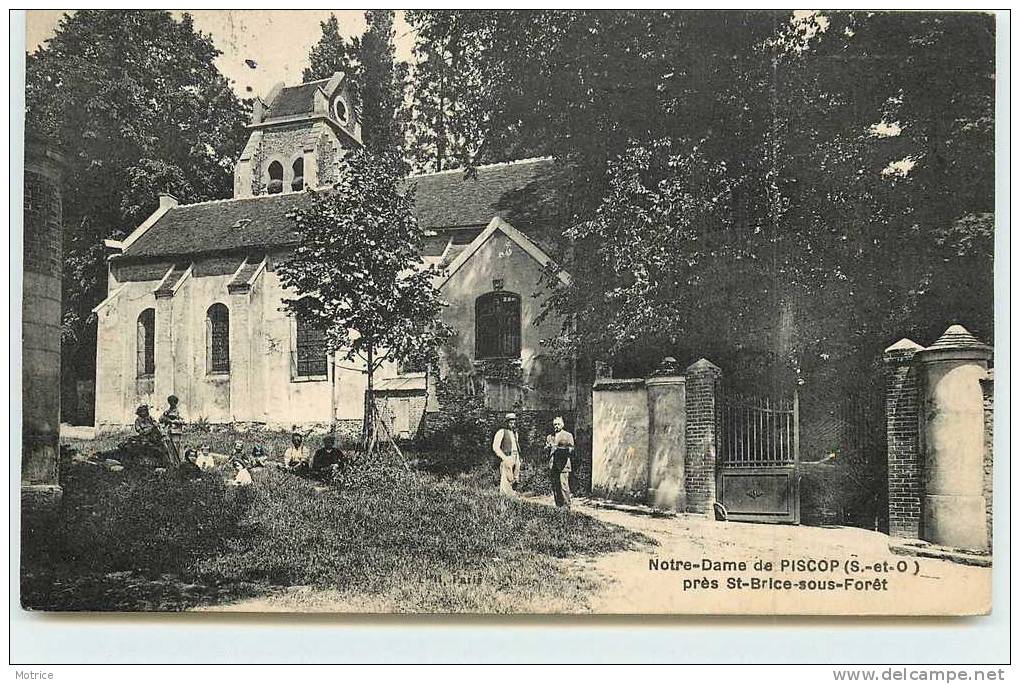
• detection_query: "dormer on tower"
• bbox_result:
[232,71,362,199]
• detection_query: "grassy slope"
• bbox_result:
[23,432,651,613]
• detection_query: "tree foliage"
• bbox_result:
[358,10,407,155]
[407,10,995,389]
[277,150,448,413]
[302,13,359,85]
[303,11,407,157]
[25,10,249,411]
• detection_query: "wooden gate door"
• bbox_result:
[718,391,800,524]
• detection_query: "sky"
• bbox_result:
[25,10,416,101]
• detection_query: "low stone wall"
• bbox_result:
[592,359,721,515]
[591,378,649,503]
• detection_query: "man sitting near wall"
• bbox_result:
[283,430,311,473]
[310,434,347,482]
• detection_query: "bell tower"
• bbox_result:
[233,71,362,198]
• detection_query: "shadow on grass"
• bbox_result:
[23,444,653,613]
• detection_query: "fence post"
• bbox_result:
[684,358,722,515]
[883,338,924,539]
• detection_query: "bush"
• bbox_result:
[414,378,580,487]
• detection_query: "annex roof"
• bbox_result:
[437,216,572,289]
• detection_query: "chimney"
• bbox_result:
[252,97,266,124]
[159,193,179,210]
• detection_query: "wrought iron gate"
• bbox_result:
[718,390,800,524]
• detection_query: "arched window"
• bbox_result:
[137,308,155,377]
[206,303,230,374]
[291,158,304,191]
[294,315,328,378]
[267,161,284,194]
[475,291,521,360]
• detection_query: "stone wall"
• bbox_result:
[591,379,649,503]
[591,358,721,514]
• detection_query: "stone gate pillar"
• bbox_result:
[684,358,722,515]
[22,139,65,521]
[916,325,992,551]
[883,338,925,539]
[646,357,686,511]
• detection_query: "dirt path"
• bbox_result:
[554,498,991,616]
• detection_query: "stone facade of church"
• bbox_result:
[93,72,575,435]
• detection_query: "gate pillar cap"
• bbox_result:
[651,356,682,377]
[884,338,924,363]
[917,325,992,364]
[686,358,721,374]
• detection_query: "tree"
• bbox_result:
[25,10,249,421]
[277,150,448,452]
[302,13,359,84]
[358,10,406,155]
[550,11,994,400]
[405,11,495,172]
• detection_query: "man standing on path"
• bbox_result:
[492,413,522,496]
[546,416,574,509]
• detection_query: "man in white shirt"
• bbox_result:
[283,430,311,472]
[492,413,521,496]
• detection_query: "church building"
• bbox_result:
[93,72,575,437]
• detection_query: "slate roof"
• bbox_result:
[266,79,328,120]
[120,157,567,261]
[124,193,314,259]
[409,157,562,230]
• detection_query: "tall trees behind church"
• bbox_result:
[302,14,359,85]
[406,10,994,390]
[25,10,250,420]
[304,10,407,157]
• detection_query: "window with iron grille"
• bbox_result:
[475,291,521,360]
[207,303,230,374]
[137,308,155,377]
[295,317,328,377]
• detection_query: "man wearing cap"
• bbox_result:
[492,413,522,496]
